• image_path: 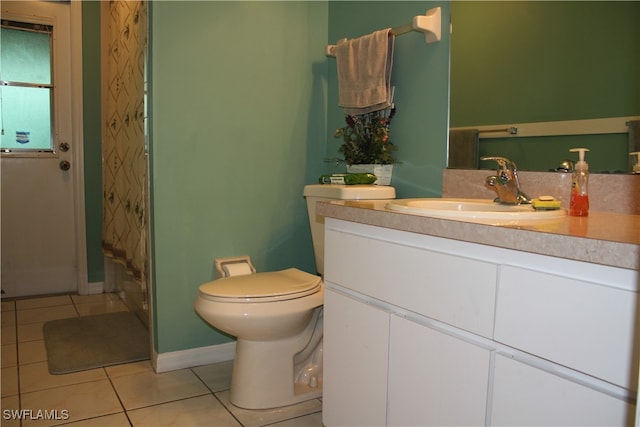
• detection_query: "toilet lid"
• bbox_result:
[199,268,322,302]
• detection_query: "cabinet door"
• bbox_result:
[388,315,491,426]
[491,354,632,426]
[323,288,390,427]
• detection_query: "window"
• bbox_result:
[0,20,54,153]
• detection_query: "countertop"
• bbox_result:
[317,200,640,271]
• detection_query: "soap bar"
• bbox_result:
[532,197,561,210]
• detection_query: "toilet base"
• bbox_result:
[229,309,323,409]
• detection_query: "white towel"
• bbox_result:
[336,29,395,115]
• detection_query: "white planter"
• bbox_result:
[347,164,394,186]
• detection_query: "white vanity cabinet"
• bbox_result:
[322,218,638,427]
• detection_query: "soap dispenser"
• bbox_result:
[630,152,640,174]
[569,148,590,217]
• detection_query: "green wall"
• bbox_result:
[149,1,450,354]
[150,1,329,353]
[326,1,451,198]
[450,1,640,172]
[81,1,104,283]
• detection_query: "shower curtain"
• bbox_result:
[102,0,149,318]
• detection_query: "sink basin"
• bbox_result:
[386,198,566,225]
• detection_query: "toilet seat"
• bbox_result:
[199,268,322,303]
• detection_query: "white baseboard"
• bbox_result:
[87,281,104,295]
[153,341,236,373]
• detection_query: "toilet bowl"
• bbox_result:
[194,268,324,409]
[194,184,396,410]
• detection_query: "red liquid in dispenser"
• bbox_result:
[568,148,590,217]
[569,193,589,216]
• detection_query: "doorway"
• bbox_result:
[1,1,87,298]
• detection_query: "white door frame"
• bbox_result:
[69,0,89,295]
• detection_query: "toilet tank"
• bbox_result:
[303,184,396,275]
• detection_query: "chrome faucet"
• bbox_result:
[481,156,531,205]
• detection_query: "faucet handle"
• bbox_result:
[481,156,518,171]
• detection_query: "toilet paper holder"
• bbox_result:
[215,256,256,278]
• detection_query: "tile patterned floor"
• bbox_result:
[1,294,323,426]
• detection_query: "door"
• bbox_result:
[387,315,491,426]
[1,1,82,298]
[323,288,390,426]
[490,354,632,426]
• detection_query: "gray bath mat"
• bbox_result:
[43,311,149,374]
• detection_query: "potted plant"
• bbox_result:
[333,107,397,185]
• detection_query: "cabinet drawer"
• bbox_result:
[325,228,497,338]
[494,266,637,389]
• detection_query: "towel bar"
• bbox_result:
[451,116,640,139]
[480,127,519,135]
[325,6,441,57]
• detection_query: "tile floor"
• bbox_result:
[1,294,323,426]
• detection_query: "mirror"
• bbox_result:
[449,1,640,173]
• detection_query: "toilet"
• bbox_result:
[194,184,396,409]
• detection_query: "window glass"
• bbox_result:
[1,27,51,84]
[1,22,54,152]
[1,86,52,150]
